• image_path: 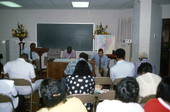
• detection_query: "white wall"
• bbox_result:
[132,0,163,74]
[150,3,162,74]
[132,0,140,62]
[162,5,170,18]
[0,9,133,64]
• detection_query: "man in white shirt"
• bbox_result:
[22,43,36,64]
[110,48,135,82]
[3,53,43,96]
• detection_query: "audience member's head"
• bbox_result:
[98,48,104,57]
[79,52,88,61]
[73,60,91,76]
[115,48,125,59]
[67,46,72,54]
[30,43,36,50]
[139,52,148,61]
[115,77,139,103]
[40,78,66,108]
[156,76,170,103]
[20,53,29,62]
[137,62,153,75]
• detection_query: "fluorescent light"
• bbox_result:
[0,1,22,7]
[72,1,89,8]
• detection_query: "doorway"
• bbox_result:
[160,19,170,77]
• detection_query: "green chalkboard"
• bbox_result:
[37,23,93,51]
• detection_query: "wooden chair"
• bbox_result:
[67,94,96,112]
[0,93,15,112]
[112,78,124,90]
[96,91,115,105]
[94,77,113,90]
[139,94,156,105]
[11,79,36,112]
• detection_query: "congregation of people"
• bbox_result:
[0,44,170,112]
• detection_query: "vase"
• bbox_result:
[19,37,24,42]
[18,40,25,56]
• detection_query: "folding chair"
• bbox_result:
[67,94,96,112]
[94,77,113,90]
[139,94,156,105]
[11,79,35,112]
[0,93,15,112]
[96,91,115,105]
[112,78,124,90]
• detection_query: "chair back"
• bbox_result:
[0,93,15,112]
[112,78,125,90]
[139,94,156,104]
[11,79,34,112]
[112,78,124,85]
[94,77,113,90]
[67,94,96,103]
[97,91,115,104]
[67,94,96,112]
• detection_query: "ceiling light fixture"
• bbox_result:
[72,1,89,8]
[0,1,22,7]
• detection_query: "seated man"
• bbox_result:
[3,53,43,96]
[37,78,87,112]
[22,43,36,64]
[90,48,108,77]
[110,48,135,82]
[62,46,76,59]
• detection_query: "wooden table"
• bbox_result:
[46,59,95,80]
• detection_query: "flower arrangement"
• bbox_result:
[94,23,111,35]
[12,23,28,41]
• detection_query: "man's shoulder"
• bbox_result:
[123,60,134,66]
[5,59,18,65]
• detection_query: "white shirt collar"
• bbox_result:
[117,60,125,63]
[158,98,170,110]
[16,58,26,62]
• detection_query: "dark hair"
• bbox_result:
[115,48,125,59]
[79,52,88,61]
[20,53,28,61]
[156,76,170,102]
[73,60,91,76]
[30,43,36,48]
[116,77,139,103]
[40,79,66,107]
[137,62,153,74]
[67,46,72,50]
[98,48,103,52]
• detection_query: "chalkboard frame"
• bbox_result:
[37,23,94,51]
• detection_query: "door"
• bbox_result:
[160,19,170,77]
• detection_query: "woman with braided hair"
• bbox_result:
[37,78,87,112]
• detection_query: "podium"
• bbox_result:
[32,48,48,74]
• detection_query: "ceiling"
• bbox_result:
[0,0,170,10]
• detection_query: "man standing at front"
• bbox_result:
[110,48,135,82]
[90,48,108,77]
